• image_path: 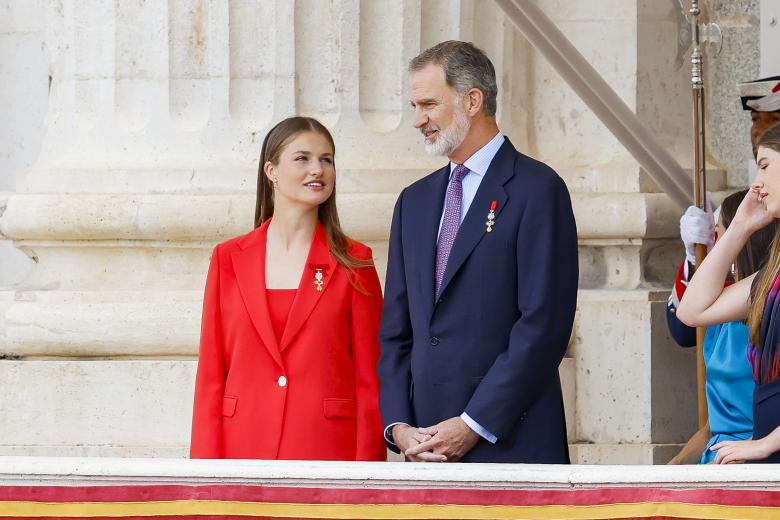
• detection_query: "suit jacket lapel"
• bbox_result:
[418,165,451,317]
[231,221,284,369]
[279,223,337,351]
[436,140,515,300]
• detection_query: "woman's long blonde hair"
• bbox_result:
[255,117,372,273]
[747,123,780,345]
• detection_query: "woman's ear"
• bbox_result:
[263,161,276,183]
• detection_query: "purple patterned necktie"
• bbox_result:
[435,164,469,296]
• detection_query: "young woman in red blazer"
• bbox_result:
[190,117,386,460]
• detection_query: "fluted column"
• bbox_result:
[0,0,527,456]
[0,0,708,462]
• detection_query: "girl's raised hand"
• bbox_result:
[731,187,774,234]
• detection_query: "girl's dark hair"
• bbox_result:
[720,188,778,280]
[255,116,371,272]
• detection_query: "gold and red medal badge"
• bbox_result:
[486,200,498,232]
[309,263,328,292]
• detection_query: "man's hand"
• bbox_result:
[391,424,447,462]
[404,417,480,462]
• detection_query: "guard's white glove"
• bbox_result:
[680,198,714,266]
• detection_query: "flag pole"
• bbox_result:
[690,0,708,429]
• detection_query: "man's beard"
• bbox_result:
[423,105,471,156]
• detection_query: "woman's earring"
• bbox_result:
[272,177,279,189]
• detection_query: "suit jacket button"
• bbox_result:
[278,375,288,387]
[430,337,439,346]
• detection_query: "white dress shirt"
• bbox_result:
[437,131,506,236]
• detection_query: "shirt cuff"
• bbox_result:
[384,422,406,446]
[461,412,497,444]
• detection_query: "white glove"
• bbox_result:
[680,202,714,266]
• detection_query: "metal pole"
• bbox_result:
[690,0,708,429]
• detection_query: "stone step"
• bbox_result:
[570,443,683,465]
[0,359,576,458]
[0,360,195,455]
[0,289,674,357]
[4,235,682,295]
[1,191,688,243]
[14,167,434,196]
[16,164,730,196]
[556,162,728,194]
[0,288,668,357]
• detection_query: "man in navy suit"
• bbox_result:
[378,41,578,463]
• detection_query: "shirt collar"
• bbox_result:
[449,131,505,178]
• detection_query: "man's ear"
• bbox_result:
[465,87,484,116]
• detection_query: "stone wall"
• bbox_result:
[0,0,45,287]
[0,0,762,462]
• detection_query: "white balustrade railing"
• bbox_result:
[1,457,778,519]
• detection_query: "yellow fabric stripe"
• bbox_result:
[0,499,779,519]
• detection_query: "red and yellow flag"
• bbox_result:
[1,484,779,519]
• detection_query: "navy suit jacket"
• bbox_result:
[378,139,578,463]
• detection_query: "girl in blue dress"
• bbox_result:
[679,123,780,463]
[667,190,777,463]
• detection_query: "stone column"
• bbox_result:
[761,0,780,76]
[0,0,531,456]
[4,0,745,462]
[529,0,705,463]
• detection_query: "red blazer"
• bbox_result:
[190,220,386,460]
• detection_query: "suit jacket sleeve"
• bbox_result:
[667,259,696,347]
[377,190,415,449]
[349,256,388,461]
[464,172,578,440]
[190,244,225,458]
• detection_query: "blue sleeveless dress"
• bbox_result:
[700,322,754,464]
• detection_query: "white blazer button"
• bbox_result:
[278,376,288,387]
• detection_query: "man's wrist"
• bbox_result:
[390,423,409,443]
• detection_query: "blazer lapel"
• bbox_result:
[436,140,515,300]
[231,221,284,369]
[279,223,337,351]
[418,165,451,317]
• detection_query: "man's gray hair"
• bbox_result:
[409,40,498,117]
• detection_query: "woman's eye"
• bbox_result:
[295,156,306,161]
[322,158,333,164]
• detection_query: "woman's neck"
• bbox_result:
[267,203,318,251]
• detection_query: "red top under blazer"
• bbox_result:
[190,220,386,460]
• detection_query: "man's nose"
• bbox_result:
[413,109,427,129]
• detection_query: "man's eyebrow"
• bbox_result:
[411,98,437,105]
